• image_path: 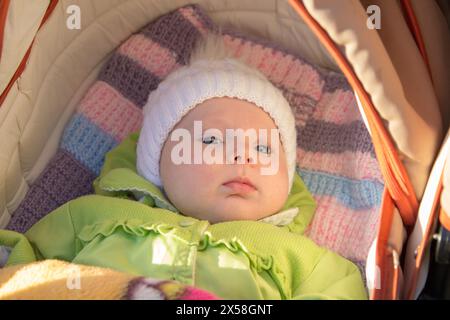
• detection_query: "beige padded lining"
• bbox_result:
[0,0,335,227]
[304,0,443,199]
[411,0,450,130]
[0,0,49,94]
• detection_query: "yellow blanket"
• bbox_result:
[0,260,217,300]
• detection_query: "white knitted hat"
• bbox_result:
[137,36,297,193]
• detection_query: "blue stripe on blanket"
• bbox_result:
[297,168,384,210]
[61,113,118,176]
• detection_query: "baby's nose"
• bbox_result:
[233,155,255,164]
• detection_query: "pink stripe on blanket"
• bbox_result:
[276,56,324,101]
[312,90,362,124]
[179,6,209,36]
[296,149,384,182]
[306,195,380,263]
[223,35,324,100]
[118,35,181,78]
[79,81,143,141]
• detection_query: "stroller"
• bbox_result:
[0,0,449,300]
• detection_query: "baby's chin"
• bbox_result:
[205,197,274,223]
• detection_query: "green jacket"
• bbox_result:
[1,133,367,300]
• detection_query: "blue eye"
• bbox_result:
[256,145,271,154]
[202,136,221,145]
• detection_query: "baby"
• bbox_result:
[136,33,297,225]
[0,33,368,300]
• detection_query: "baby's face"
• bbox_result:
[159,97,289,223]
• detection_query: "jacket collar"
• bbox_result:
[94,167,178,213]
[94,165,315,231]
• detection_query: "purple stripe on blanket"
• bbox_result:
[282,89,318,127]
[98,53,160,108]
[141,10,205,65]
[7,150,96,233]
[185,3,216,31]
[323,71,353,93]
[297,119,376,156]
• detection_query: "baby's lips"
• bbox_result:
[222,176,257,194]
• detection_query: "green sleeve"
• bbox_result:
[283,172,317,235]
[293,250,369,300]
[22,201,78,263]
[93,132,139,195]
[0,230,37,266]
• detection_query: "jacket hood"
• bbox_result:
[93,133,316,235]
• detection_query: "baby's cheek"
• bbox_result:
[171,163,216,192]
[170,164,221,219]
[260,160,289,199]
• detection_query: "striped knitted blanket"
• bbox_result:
[6,4,384,268]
